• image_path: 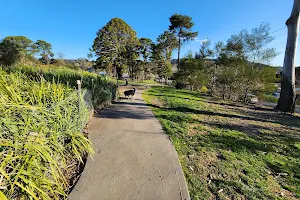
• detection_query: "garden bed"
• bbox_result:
[0,67,117,200]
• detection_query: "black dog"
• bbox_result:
[124,88,136,99]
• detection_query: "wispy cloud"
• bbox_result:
[193,37,208,45]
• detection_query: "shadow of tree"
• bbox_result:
[154,105,300,128]
[146,89,300,198]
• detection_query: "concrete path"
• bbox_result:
[69,88,190,200]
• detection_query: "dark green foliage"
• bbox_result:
[138,38,154,80]
[169,14,198,40]
[35,40,54,64]
[2,36,35,56]
[195,40,214,59]
[156,31,177,62]
[0,36,37,66]
[92,18,139,77]
[0,36,54,66]
[139,38,153,62]
[169,13,198,70]
[175,54,208,91]
[150,31,177,80]
[0,39,21,66]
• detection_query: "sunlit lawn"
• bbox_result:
[118,79,159,86]
[144,87,300,200]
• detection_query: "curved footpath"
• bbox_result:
[69,88,190,200]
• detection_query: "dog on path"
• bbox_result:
[124,88,136,99]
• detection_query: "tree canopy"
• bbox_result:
[169,13,198,70]
[92,18,139,77]
[156,31,177,62]
[36,40,54,64]
[0,36,53,66]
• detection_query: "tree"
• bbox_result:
[2,36,35,56]
[76,58,93,70]
[195,40,214,59]
[139,38,153,62]
[216,54,247,99]
[150,44,171,82]
[36,40,54,64]
[150,31,178,83]
[0,39,21,66]
[169,13,198,71]
[277,0,300,113]
[92,18,139,77]
[0,36,37,65]
[156,31,177,62]
[195,40,216,94]
[176,53,207,91]
[139,38,153,81]
[224,23,277,102]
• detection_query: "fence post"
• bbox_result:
[77,80,82,114]
[91,79,94,98]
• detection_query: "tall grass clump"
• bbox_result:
[0,71,94,199]
[6,65,118,108]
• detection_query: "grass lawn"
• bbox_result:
[143,87,300,200]
[118,79,159,86]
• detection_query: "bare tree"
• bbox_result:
[277,0,300,113]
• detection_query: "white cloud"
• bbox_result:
[193,37,208,45]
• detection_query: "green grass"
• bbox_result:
[260,94,279,103]
[144,87,300,200]
[118,79,159,86]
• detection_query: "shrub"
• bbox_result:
[199,86,208,93]
[0,66,117,199]
[260,94,278,103]
[0,72,94,199]
[5,65,118,108]
[174,81,185,89]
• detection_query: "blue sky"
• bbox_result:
[0,0,297,66]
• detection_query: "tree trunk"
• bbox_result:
[222,85,226,99]
[243,89,248,104]
[276,0,300,113]
[177,38,181,72]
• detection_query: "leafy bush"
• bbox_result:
[0,65,117,199]
[199,86,208,93]
[174,81,186,89]
[260,94,278,103]
[0,71,94,199]
[6,65,117,108]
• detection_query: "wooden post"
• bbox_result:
[77,80,81,113]
[277,0,300,113]
[91,78,94,97]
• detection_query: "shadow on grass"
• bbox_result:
[146,89,300,198]
[155,105,300,128]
